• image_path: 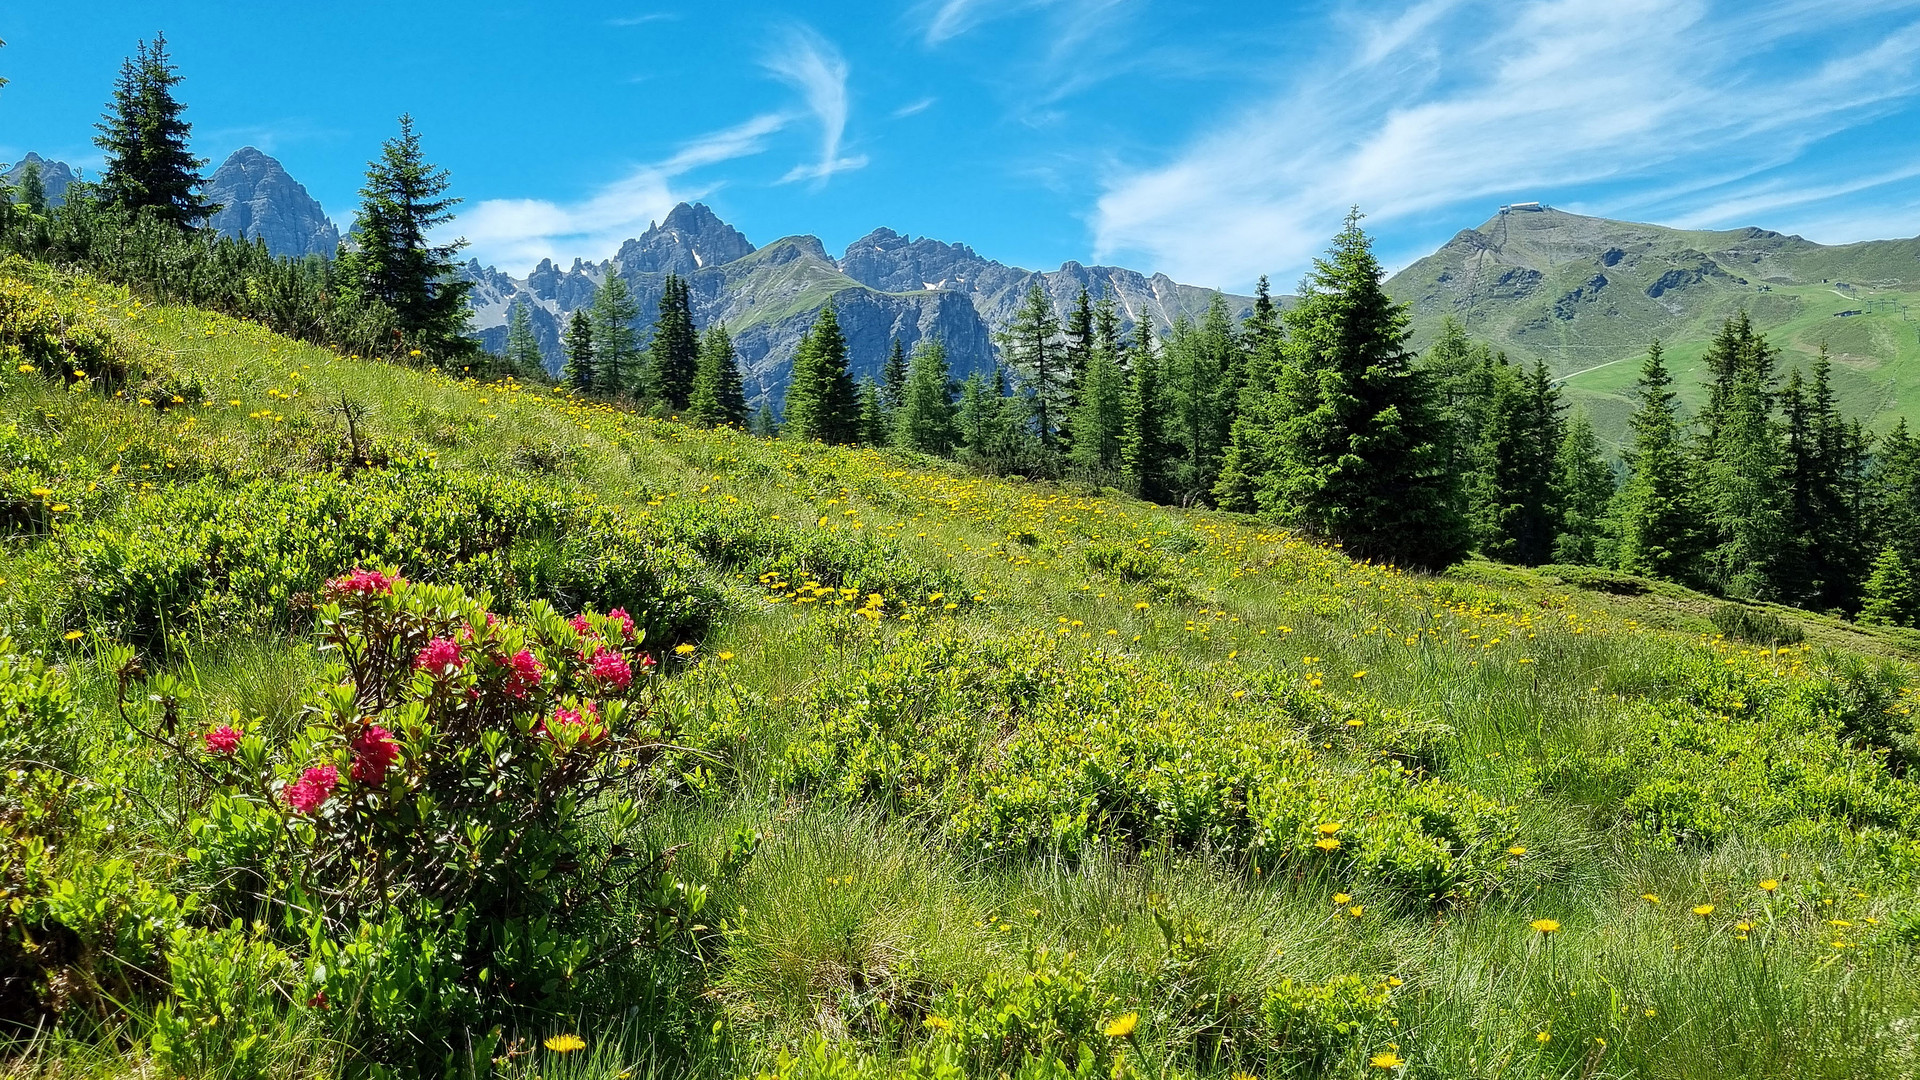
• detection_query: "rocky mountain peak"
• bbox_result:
[2,152,78,207]
[203,147,340,259]
[612,202,756,276]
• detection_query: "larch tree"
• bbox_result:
[94,33,217,229]
[503,301,545,380]
[338,115,472,360]
[998,284,1067,452]
[894,341,958,456]
[589,273,641,396]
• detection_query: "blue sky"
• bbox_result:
[4,1,1920,291]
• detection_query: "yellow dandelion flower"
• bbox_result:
[718,651,735,661]
[1536,1031,1550,1044]
[1508,846,1528,855]
[1692,904,1714,917]
[543,1034,585,1052]
[1317,821,1343,834]
[1369,1051,1405,1068]
[1333,892,1352,905]
[1314,838,1341,851]
[62,630,85,641]
[1103,1012,1139,1038]
[1640,894,1661,904]
[674,643,696,656]
[1759,879,1778,892]
[1530,918,1561,934]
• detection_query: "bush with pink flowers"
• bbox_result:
[113,568,697,1066]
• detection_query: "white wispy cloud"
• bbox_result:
[1092,0,1920,289]
[607,13,675,27]
[764,26,867,184]
[892,97,937,118]
[451,114,785,273]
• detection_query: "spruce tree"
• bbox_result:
[1163,296,1240,503]
[750,404,780,438]
[1215,296,1287,512]
[561,309,595,395]
[1118,320,1169,501]
[1858,545,1917,627]
[1872,419,1920,601]
[503,301,545,379]
[998,284,1067,452]
[1419,317,1500,481]
[339,115,472,359]
[1469,360,1563,565]
[589,274,641,396]
[1552,409,1615,565]
[783,302,860,444]
[1259,211,1466,567]
[1614,341,1705,584]
[881,338,909,411]
[1700,322,1786,599]
[1244,275,1282,357]
[1062,287,1095,447]
[894,341,957,456]
[687,325,747,428]
[1069,330,1127,479]
[94,34,217,229]
[645,273,699,409]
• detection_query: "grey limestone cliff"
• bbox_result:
[204,147,341,259]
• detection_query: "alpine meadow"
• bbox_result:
[6,10,1920,1080]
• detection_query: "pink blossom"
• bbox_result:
[283,764,339,814]
[413,637,465,674]
[500,648,544,699]
[326,567,396,598]
[587,647,632,691]
[637,653,657,669]
[568,613,596,637]
[542,703,604,746]
[203,724,242,755]
[350,725,400,784]
[606,608,636,640]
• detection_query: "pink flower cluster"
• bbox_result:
[499,648,544,699]
[413,637,466,674]
[587,646,632,690]
[283,764,339,814]
[204,724,242,755]
[541,703,604,746]
[570,608,637,642]
[327,567,396,597]
[350,724,400,784]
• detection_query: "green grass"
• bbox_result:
[4,260,1920,1079]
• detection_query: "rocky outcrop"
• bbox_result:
[610,202,754,276]
[204,148,340,258]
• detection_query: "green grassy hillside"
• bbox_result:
[4,257,1920,1080]
[1390,209,1920,449]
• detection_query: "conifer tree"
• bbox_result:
[1700,321,1786,599]
[750,404,779,438]
[1069,328,1127,479]
[687,325,747,428]
[857,378,889,446]
[1062,287,1095,446]
[955,371,998,466]
[1614,341,1705,584]
[589,273,641,396]
[1244,275,1282,357]
[645,274,699,409]
[1872,419,1920,602]
[561,310,595,395]
[1780,350,1871,610]
[1215,295,1287,512]
[1419,317,1500,480]
[1469,360,1563,565]
[94,34,217,229]
[998,284,1067,452]
[17,161,46,215]
[1118,321,1169,501]
[894,341,957,456]
[1163,296,1240,503]
[339,115,472,360]
[783,301,861,443]
[881,338,909,411]
[1859,545,1917,627]
[503,301,545,379]
[1258,211,1466,567]
[1552,409,1615,565]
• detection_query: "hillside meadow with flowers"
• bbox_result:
[4,255,1920,1079]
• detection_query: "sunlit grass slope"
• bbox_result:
[5,258,1920,1080]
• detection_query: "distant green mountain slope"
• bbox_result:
[1388,206,1920,449]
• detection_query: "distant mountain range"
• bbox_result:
[461,202,1254,404]
[1,153,77,205]
[8,149,1917,435]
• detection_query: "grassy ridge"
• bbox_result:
[4,258,1920,1078]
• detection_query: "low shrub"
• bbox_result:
[1710,602,1805,646]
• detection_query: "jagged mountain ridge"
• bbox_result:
[1,153,77,206]
[203,147,340,259]
[464,202,1256,405]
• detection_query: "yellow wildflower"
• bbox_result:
[1103,1012,1138,1038]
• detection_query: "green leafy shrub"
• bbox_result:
[655,499,971,605]
[127,573,700,1068]
[51,470,719,650]
[1258,974,1393,1069]
[149,921,305,1080]
[1710,603,1804,646]
[926,948,1117,1074]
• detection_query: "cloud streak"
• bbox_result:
[1092,0,1920,289]
[452,114,786,273]
[764,26,867,184]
